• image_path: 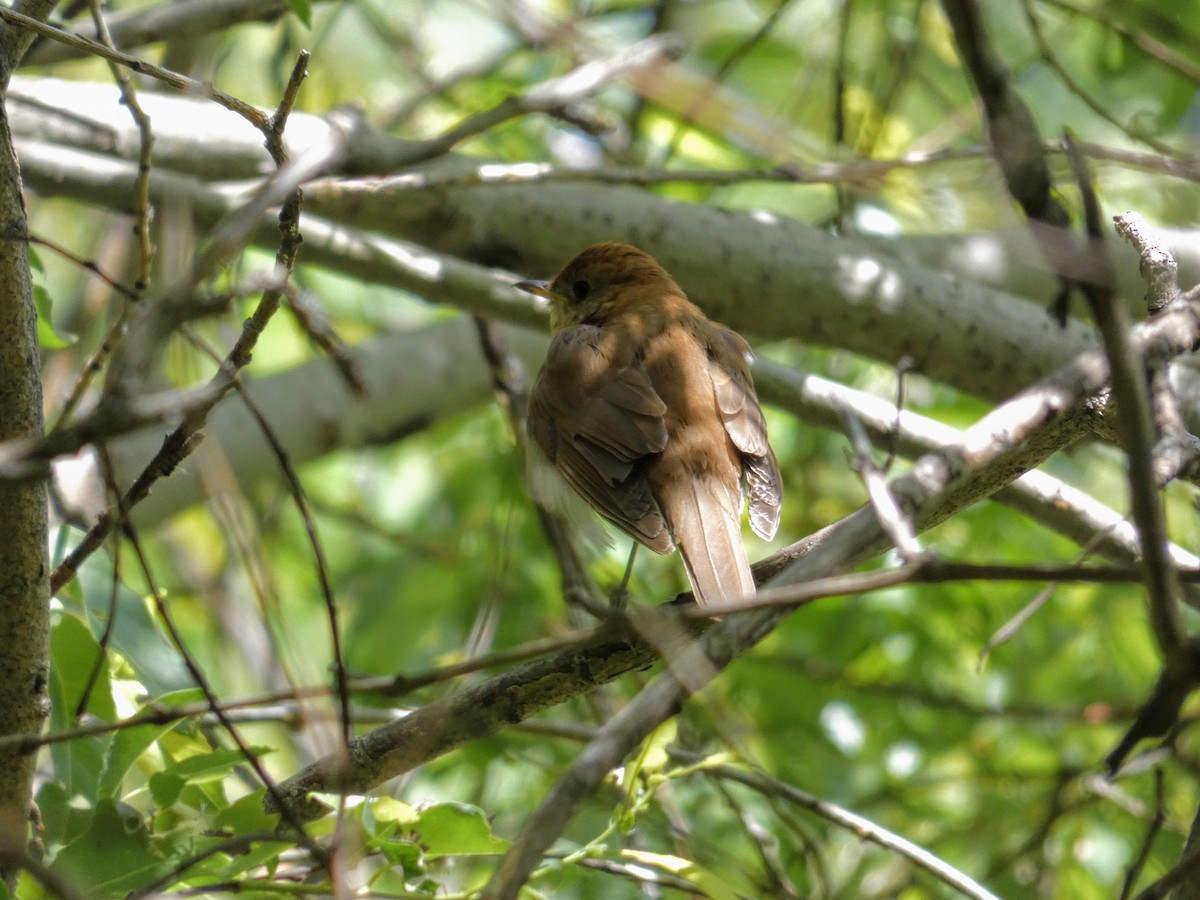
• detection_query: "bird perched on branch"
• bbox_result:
[517,242,782,606]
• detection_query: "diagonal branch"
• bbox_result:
[268,291,1200,824]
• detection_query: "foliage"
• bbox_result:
[11,0,1200,897]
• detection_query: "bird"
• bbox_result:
[516,242,782,607]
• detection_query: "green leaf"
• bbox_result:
[373,833,424,879]
[616,719,676,832]
[360,798,426,879]
[148,772,185,807]
[146,746,269,811]
[629,719,676,785]
[50,613,117,723]
[365,796,418,833]
[50,799,171,897]
[49,613,116,801]
[213,789,281,835]
[75,555,190,694]
[98,688,206,799]
[207,840,291,880]
[33,282,73,348]
[161,746,271,783]
[283,0,312,27]
[34,779,95,852]
[12,870,42,900]
[413,802,508,858]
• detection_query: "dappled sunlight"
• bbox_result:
[376,241,445,281]
[836,253,905,310]
[9,1,1196,898]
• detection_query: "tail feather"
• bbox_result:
[665,479,755,607]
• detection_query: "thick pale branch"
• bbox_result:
[0,81,1119,408]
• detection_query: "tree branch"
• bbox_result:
[0,0,57,885]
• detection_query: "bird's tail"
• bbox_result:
[665,479,755,607]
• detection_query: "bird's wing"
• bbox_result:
[705,326,783,541]
[528,326,675,553]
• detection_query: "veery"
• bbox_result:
[517,242,782,606]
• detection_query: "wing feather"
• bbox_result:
[528,325,674,553]
[703,325,783,540]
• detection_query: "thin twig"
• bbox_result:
[226,377,352,758]
[941,0,1077,321]
[108,455,325,861]
[50,61,346,594]
[836,398,922,561]
[1021,0,1185,158]
[978,525,1117,666]
[1065,149,1185,660]
[678,753,1001,900]
[471,315,608,616]
[283,289,364,395]
[72,442,123,721]
[0,847,90,900]
[1121,768,1166,900]
[657,0,790,166]
[1135,840,1200,899]
[127,832,287,900]
[410,35,684,167]
[1042,0,1200,84]
[86,0,154,290]
[0,6,270,128]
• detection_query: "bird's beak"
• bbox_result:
[514,279,554,300]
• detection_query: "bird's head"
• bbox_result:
[516,242,678,331]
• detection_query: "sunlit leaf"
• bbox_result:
[98,688,206,798]
[414,802,508,857]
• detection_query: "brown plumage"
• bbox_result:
[517,242,782,606]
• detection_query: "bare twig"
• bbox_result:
[283,290,364,396]
[0,847,90,900]
[1042,0,1200,84]
[1066,157,1186,660]
[1021,0,1185,159]
[409,34,684,167]
[940,0,1077,321]
[471,315,617,620]
[836,399,922,561]
[50,62,346,594]
[657,0,789,166]
[683,754,1000,900]
[0,6,270,128]
[73,443,124,721]
[86,0,154,290]
[0,622,619,755]
[1135,836,1200,899]
[977,527,1110,666]
[108,453,324,860]
[1121,768,1166,900]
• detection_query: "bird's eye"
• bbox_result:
[572,279,592,301]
